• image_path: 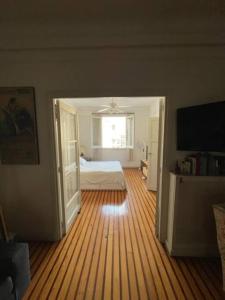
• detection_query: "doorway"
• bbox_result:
[52,96,166,240]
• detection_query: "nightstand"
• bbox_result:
[140,160,148,179]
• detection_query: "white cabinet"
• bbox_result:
[166,172,225,257]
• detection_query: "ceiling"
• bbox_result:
[1,1,224,51]
[0,1,224,23]
[63,97,161,109]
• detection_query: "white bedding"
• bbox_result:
[80,161,126,190]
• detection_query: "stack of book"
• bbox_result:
[176,153,225,176]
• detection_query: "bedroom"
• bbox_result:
[52,96,164,235]
[76,97,160,190]
[56,97,162,191]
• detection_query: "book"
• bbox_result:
[189,156,197,175]
[200,155,208,176]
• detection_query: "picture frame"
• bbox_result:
[0,206,9,242]
[0,87,39,164]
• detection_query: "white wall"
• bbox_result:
[0,21,225,241]
[78,107,150,167]
[78,112,92,157]
[149,99,160,118]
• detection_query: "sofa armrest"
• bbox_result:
[0,277,14,300]
[0,242,30,299]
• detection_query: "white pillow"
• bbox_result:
[80,157,87,165]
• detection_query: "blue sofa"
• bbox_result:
[0,242,30,300]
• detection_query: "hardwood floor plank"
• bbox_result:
[29,242,41,257]
[134,170,188,299]
[36,191,91,299]
[24,243,59,300]
[126,183,167,299]
[185,259,217,300]
[125,191,157,299]
[103,192,114,300]
[112,191,121,300]
[83,192,109,299]
[30,244,52,278]
[75,192,107,299]
[118,192,131,300]
[55,191,101,299]
[201,260,223,290]
[192,259,222,299]
[126,170,178,299]
[24,168,223,300]
[67,191,107,299]
[94,192,111,300]
[177,259,204,300]
[123,207,140,300]
[29,243,45,267]
[25,192,90,300]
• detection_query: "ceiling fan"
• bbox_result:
[97,99,130,113]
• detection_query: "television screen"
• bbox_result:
[177,101,225,152]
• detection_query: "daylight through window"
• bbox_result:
[92,115,134,149]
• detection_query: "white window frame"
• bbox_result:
[91,115,102,148]
[91,113,134,149]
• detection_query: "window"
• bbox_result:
[92,114,134,149]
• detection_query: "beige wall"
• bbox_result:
[0,23,225,241]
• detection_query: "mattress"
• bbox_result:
[80,161,126,190]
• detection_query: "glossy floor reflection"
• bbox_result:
[102,200,128,216]
[102,192,128,216]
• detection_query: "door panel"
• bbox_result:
[147,117,159,191]
[56,101,81,234]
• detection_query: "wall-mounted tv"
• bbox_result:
[177,101,225,152]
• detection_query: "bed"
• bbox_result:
[80,158,126,190]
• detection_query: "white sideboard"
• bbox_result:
[166,172,225,257]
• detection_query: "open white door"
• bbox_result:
[147,117,159,191]
[126,114,134,148]
[155,98,166,240]
[55,100,81,235]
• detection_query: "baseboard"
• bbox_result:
[121,161,140,168]
[165,239,172,255]
[166,243,220,257]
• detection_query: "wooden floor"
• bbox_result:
[24,169,224,300]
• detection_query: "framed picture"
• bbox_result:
[0,206,9,241]
[0,87,39,164]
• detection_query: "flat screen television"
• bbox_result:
[177,101,225,152]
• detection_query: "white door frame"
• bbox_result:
[147,117,159,191]
[155,97,167,241]
[49,92,168,242]
[52,100,64,238]
[144,98,167,240]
